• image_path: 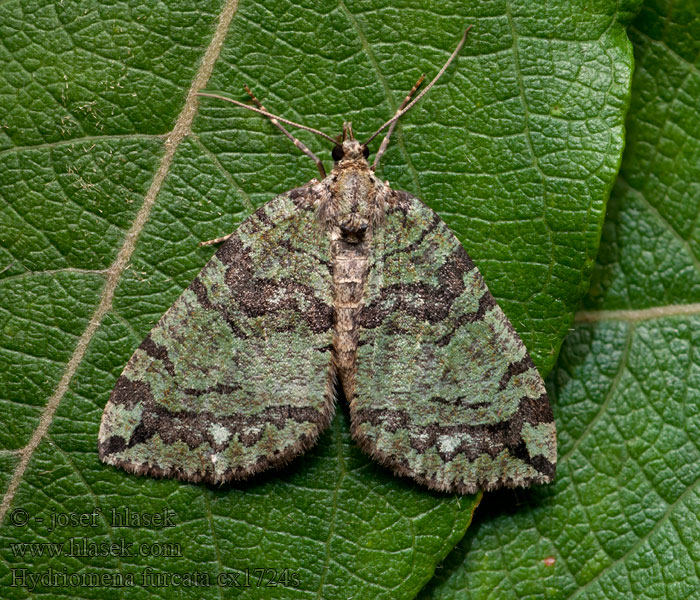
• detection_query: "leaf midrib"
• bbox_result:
[0,0,241,526]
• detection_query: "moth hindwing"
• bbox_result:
[99,30,557,493]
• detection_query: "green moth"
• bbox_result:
[98,30,557,494]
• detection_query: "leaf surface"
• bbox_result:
[0,0,632,597]
[420,2,700,598]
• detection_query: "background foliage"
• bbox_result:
[1,0,696,598]
[421,1,700,598]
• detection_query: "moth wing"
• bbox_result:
[350,191,556,494]
[99,187,335,484]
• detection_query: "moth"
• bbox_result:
[98,30,557,494]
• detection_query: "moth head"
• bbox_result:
[332,139,370,164]
[331,122,370,165]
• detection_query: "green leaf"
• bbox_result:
[420,2,700,598]
[0,0,632,598]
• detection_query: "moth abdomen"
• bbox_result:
[330,230,371,403]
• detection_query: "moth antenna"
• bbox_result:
[243,85,327,178]
[371,73,425,171]
[364,27,472,149]
[197,91,338,145]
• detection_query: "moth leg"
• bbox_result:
[371,74,425,171]
[198,232,235,247]
[244,85,327,179]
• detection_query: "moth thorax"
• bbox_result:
[338,213,369,244]
[333,169,381,243]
